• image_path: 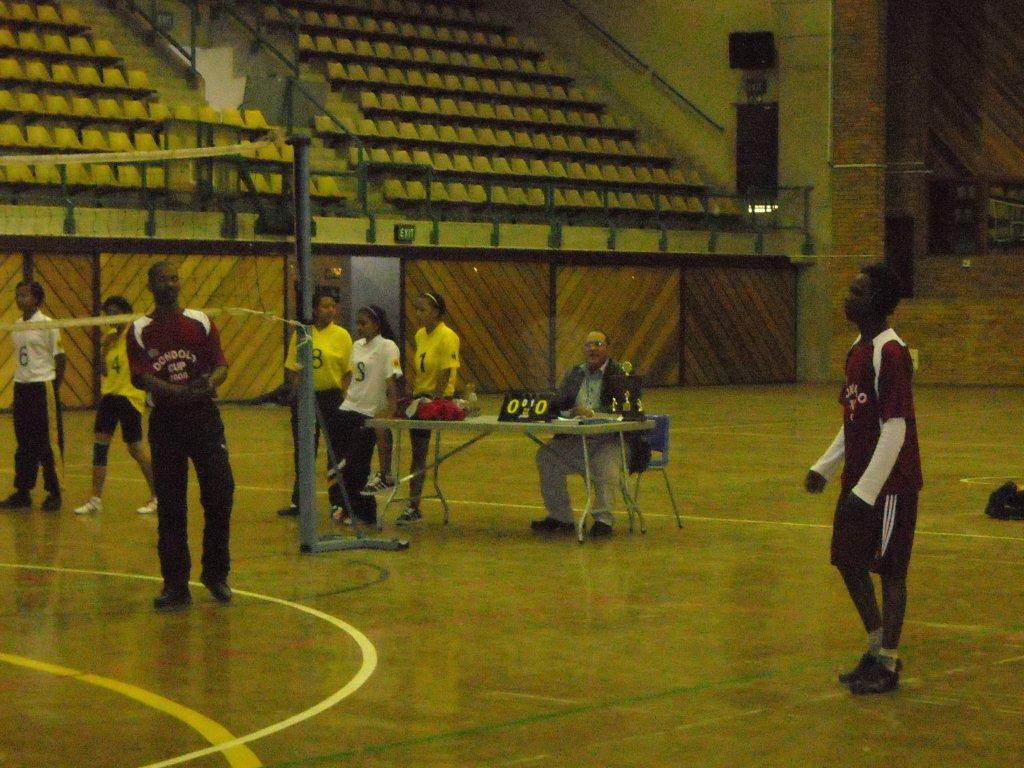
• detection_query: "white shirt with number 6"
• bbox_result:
[12,310,63,383]
[341,336,403,417]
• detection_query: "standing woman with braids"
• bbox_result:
[395,291,460,526]
[327,305,402,525]
[74,296,158,516]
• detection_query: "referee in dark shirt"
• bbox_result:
[126,261,234,612]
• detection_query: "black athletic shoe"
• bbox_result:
[848,656,900,694]
[530,517,575,533]
[588,521,613,538]
[153,588,192,612]
[839,653,902,684]
[0,491,31,509]
[201,579,232,604]
[41,494,61,512]
[277,504,299,517]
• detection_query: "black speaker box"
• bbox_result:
[729,31,776,69]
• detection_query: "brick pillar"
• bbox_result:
[831,0,887,257]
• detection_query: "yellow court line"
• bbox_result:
[0,652,261,768]
[0,563,378,768]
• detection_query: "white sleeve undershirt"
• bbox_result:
[810,427,845,481]
[850,418,907,506]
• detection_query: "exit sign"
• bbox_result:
[394,224,416,243]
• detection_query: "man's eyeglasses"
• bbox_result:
[583,341,607,349]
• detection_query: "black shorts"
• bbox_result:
[94,394,144,443]
[831,491,918,578]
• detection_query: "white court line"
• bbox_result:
[440,497,1024,543]
[959,476,1020,486]
[0,562,377,768]
[994,655,1024,665]
[484,690,585,706]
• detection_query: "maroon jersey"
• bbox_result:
[126,309,227,407]
[840,329,923,494]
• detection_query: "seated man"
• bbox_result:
[532,330,625,537]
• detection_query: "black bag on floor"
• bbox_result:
[985,482,1024,520]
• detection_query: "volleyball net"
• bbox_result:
[0,137,403,552]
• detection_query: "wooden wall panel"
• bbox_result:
[32,254,95,407]
[683,266,796,385]
[404,260,551,392]
[101,254,286,402]
[0,254,25,409]
[555,266,680,386]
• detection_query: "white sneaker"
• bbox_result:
[75,497,102,515]
[361,473,396,495]
[136,498,158,515]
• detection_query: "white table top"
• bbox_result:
[368,414,654,436]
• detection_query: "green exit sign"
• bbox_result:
[394,224,416,243]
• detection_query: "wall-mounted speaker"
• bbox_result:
[729,31,776,70]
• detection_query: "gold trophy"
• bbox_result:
[617,361,643,420]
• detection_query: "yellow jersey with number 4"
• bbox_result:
[102,328,146,411]
[285,322,353,392]
[413,321,460,397]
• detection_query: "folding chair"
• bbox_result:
[633,414,682,527]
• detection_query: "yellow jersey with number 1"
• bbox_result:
[285,322,353,392]
[101,328,147,411]
[413,321,460,397]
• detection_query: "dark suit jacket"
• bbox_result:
[553,359,625,414]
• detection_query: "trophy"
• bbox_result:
[609,361,643,420]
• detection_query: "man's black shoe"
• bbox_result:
[530,517,575,533]
[277,504,299,517]
[41,494,61,512]
[0,491,31,509]
[201,579,232,603]
[848,656,900,694]
[839,653,902,684]
[153,589,192,612]
[589,521,614,538]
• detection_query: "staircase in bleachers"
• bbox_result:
[265,0,745,226]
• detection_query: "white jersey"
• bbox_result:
[12,310,64,383]
[341,336,402,417]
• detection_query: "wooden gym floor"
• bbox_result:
[1,385,1022,768]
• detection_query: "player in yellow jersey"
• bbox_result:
[395,291,460,526]
[277,290,353,517]
[74,296,157,516]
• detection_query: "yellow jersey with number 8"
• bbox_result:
[285,322,353,391]
[413,321,460,397]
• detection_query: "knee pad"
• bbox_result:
[92,441,110,467]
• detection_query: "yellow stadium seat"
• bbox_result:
[528,159,549,177]
[71,96,96,118]
[601,164,620,183]
[24,61,50,83]
[418,124,440,143]
[96,98,123,120]
[143,165,165,189]
[314,114,336,134]
[618,166,637,184]
[635,166,653,184]
[0,122,24,146]
[118,164,142,188]
[534,133,553,151]
[81,129,108,151]
[429,181,448,202]
[133,132,160,152]
[107,131,133,152]
[10,3,33,22]
[51,63,75,85]
[33,164,61,186]
[298,34,314,51]
[406,180,427,201]
[102,68,128,90]
[37,5,62,25]
[447,182,469,203]
[0,29,16,49]
[25,124,54,148]
[198,106,220,123]
[221,108,245,128]
[507,187,528,207]
[123,100,150,123]
[491,157,513,175]
[490,186,511,206]
[77,66,102,88]
[16,92,44,115]
[244,109,269,129]
[383,178,406,200]
[438,125,458,144]
[17,32,42,53]
[452,154,473,173]
[0,89,15,112]
[64,163,93,187]
[3,164,35,185]
[91,164,118,188]
[432,152,453,172]
[315,35,335,53]
[508,158,530,177]
[68,36,93,57]
[471,156,493,175]
[549,161,568,178]
[0,58,22,81]
[376,119,398,138]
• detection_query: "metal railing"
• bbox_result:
[556,0,724,134]
[121,0,201,85]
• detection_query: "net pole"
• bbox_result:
[290,135,318,552]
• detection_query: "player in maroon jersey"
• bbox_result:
[127,261,234,612]
[805,263,922,694]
